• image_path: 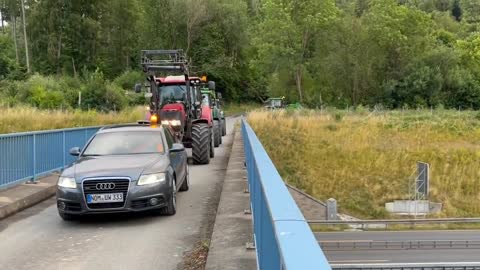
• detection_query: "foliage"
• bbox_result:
[249,109,480,218]
[2,0,480,107]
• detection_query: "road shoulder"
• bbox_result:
[205,124,257,270]
[0,175,57,220]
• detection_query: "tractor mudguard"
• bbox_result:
[192,118,209,125]
[199,105,213,126]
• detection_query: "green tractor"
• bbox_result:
[200,84,226,147]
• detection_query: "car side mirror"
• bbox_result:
[217,92,222,99]
[208,81,216,91]
[134,83,142,93]
[69,147,81,156]
[170,143,185,153]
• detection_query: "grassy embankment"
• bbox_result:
[248,109,480,219]
[223,103,261,117]
[0,106,144,134]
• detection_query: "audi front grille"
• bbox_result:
[82,178,130,209]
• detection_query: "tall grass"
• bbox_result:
[223,102,261,116]
[0,106,144,134]
[248,109,480,218]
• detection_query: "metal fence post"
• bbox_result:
[62,131,66,167]
[31,134,37,183]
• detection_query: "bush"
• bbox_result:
[113,70,144,91]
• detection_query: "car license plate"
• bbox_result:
[87,193,123,204]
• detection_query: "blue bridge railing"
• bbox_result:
[0,126,100,188]
[242,119,331,270]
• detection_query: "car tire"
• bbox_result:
[192,123,210,164]
[159,177,176,216]
[179,164,189,192]
[59,211,76,221]
[213,120,221,147]
[222,118,226,136]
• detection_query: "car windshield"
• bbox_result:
[159,85,186,104]
[82,131,164,156]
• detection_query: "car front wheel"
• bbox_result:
[179,164,189,192]
[159,177,177,215]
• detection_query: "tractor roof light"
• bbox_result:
[150,114,158,124]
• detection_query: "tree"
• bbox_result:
[252,0,338,102]
[460,0,480,23]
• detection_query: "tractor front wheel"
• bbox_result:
[192,123,210,164]
[222,118,226,136]
[210,127,215,158]
[213,120,221,147]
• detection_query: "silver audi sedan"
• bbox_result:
[56,124,189,220]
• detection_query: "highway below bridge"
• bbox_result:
[316,230,480,265]
[0,117,238,270]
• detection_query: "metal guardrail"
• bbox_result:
[309,218,480,225]
[331,263,480,270]
[241,119,331,270]
[0,126,100,188]
[320,240,480,251]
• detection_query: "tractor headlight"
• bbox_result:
[161,120,181,126]
[58,177,77,189]
[170,120,181,126]
[138,173,166,186]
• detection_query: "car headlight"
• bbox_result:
[58,177,77,189]
[161,120,169,125]
[138,173,166,186]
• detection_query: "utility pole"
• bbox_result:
[21,0,30,73]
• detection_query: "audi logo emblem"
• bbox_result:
[96,183,116,190]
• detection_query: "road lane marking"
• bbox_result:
[331,262,480,266]
[319,240,373,243]
[329,260,390,263]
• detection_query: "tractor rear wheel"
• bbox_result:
[222,118,227,136]
[213,120,221,147]
[192,123,210,164]
[210,127,215,158]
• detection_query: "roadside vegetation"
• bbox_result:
[2,1,480,109]
[249,109,480,219]
[223,103,261,117]
[0,106,144,134]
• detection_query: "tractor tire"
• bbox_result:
[213,120,221,147]
[222,118,227,136]
[210,127,215,158]
[192,123,210,164]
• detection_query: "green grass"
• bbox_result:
[248,109,480,219]
[223,102,261,117]
[0,106,145,134]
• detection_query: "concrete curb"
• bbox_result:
[205,124,257,270]
[0,177,57,220]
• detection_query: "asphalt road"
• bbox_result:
[0,117,238,270]
[316,230,480,265]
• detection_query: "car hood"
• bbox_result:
[72,154,166,181]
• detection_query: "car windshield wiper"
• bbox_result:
[82,154,103,157]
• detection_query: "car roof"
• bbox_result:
[97,125,165,134]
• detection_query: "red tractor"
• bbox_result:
[136,50,215,164]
